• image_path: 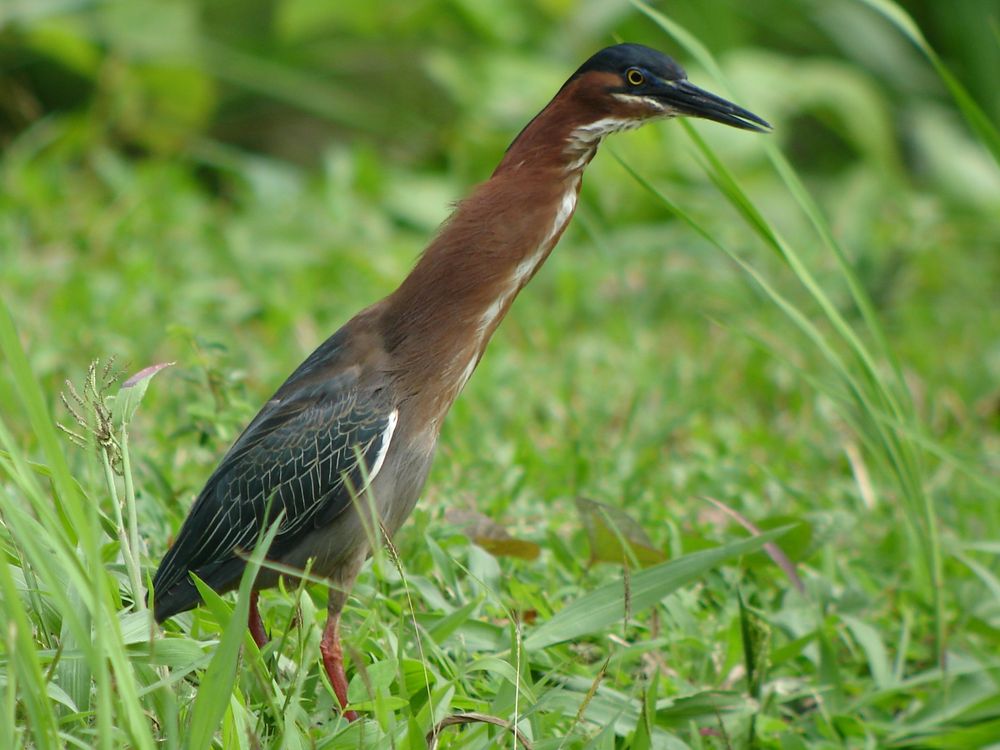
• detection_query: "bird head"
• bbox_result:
[563,43,770,137]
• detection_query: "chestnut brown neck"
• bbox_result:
[378,76,619,423]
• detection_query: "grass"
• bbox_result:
[2,1,1000,748]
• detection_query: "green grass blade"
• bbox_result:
[185,516,282,750]
[0,536,60,747]
[525,527,788,650]
[0,300,85,542]
[629,3,946,663]
[856,0,1000,168]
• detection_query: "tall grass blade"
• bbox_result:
[630,2,946,663]
[0,538,60,747]
[185,516,283,749]
[0,312,162,747]
[856,0,1000,168]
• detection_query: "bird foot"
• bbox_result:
[320,617,358,722]
[248,591,269,649]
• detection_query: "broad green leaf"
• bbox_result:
[347,658,396,703]
[843,614,892,690]
[525,528,788,649]
[655,691,749,724]
[415,613,505,651]
[426,597,480,644]
[895,719,1000,750]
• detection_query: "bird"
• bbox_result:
[151,42,769,720]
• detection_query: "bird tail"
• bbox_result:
[151,556,246,622]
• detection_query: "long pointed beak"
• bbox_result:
[655,79,770,132]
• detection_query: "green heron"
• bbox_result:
[152,43,768,719]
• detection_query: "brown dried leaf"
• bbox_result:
[445,508,541,560]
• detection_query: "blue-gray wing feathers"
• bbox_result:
[152,368,394,620]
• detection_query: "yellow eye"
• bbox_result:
[626,68,645,86]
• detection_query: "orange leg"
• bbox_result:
[320,612,358,721]
[248,590,268,649]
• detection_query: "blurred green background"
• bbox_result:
[3,0,1000,159]
[2,0,999,747]
[2,0,998,406]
